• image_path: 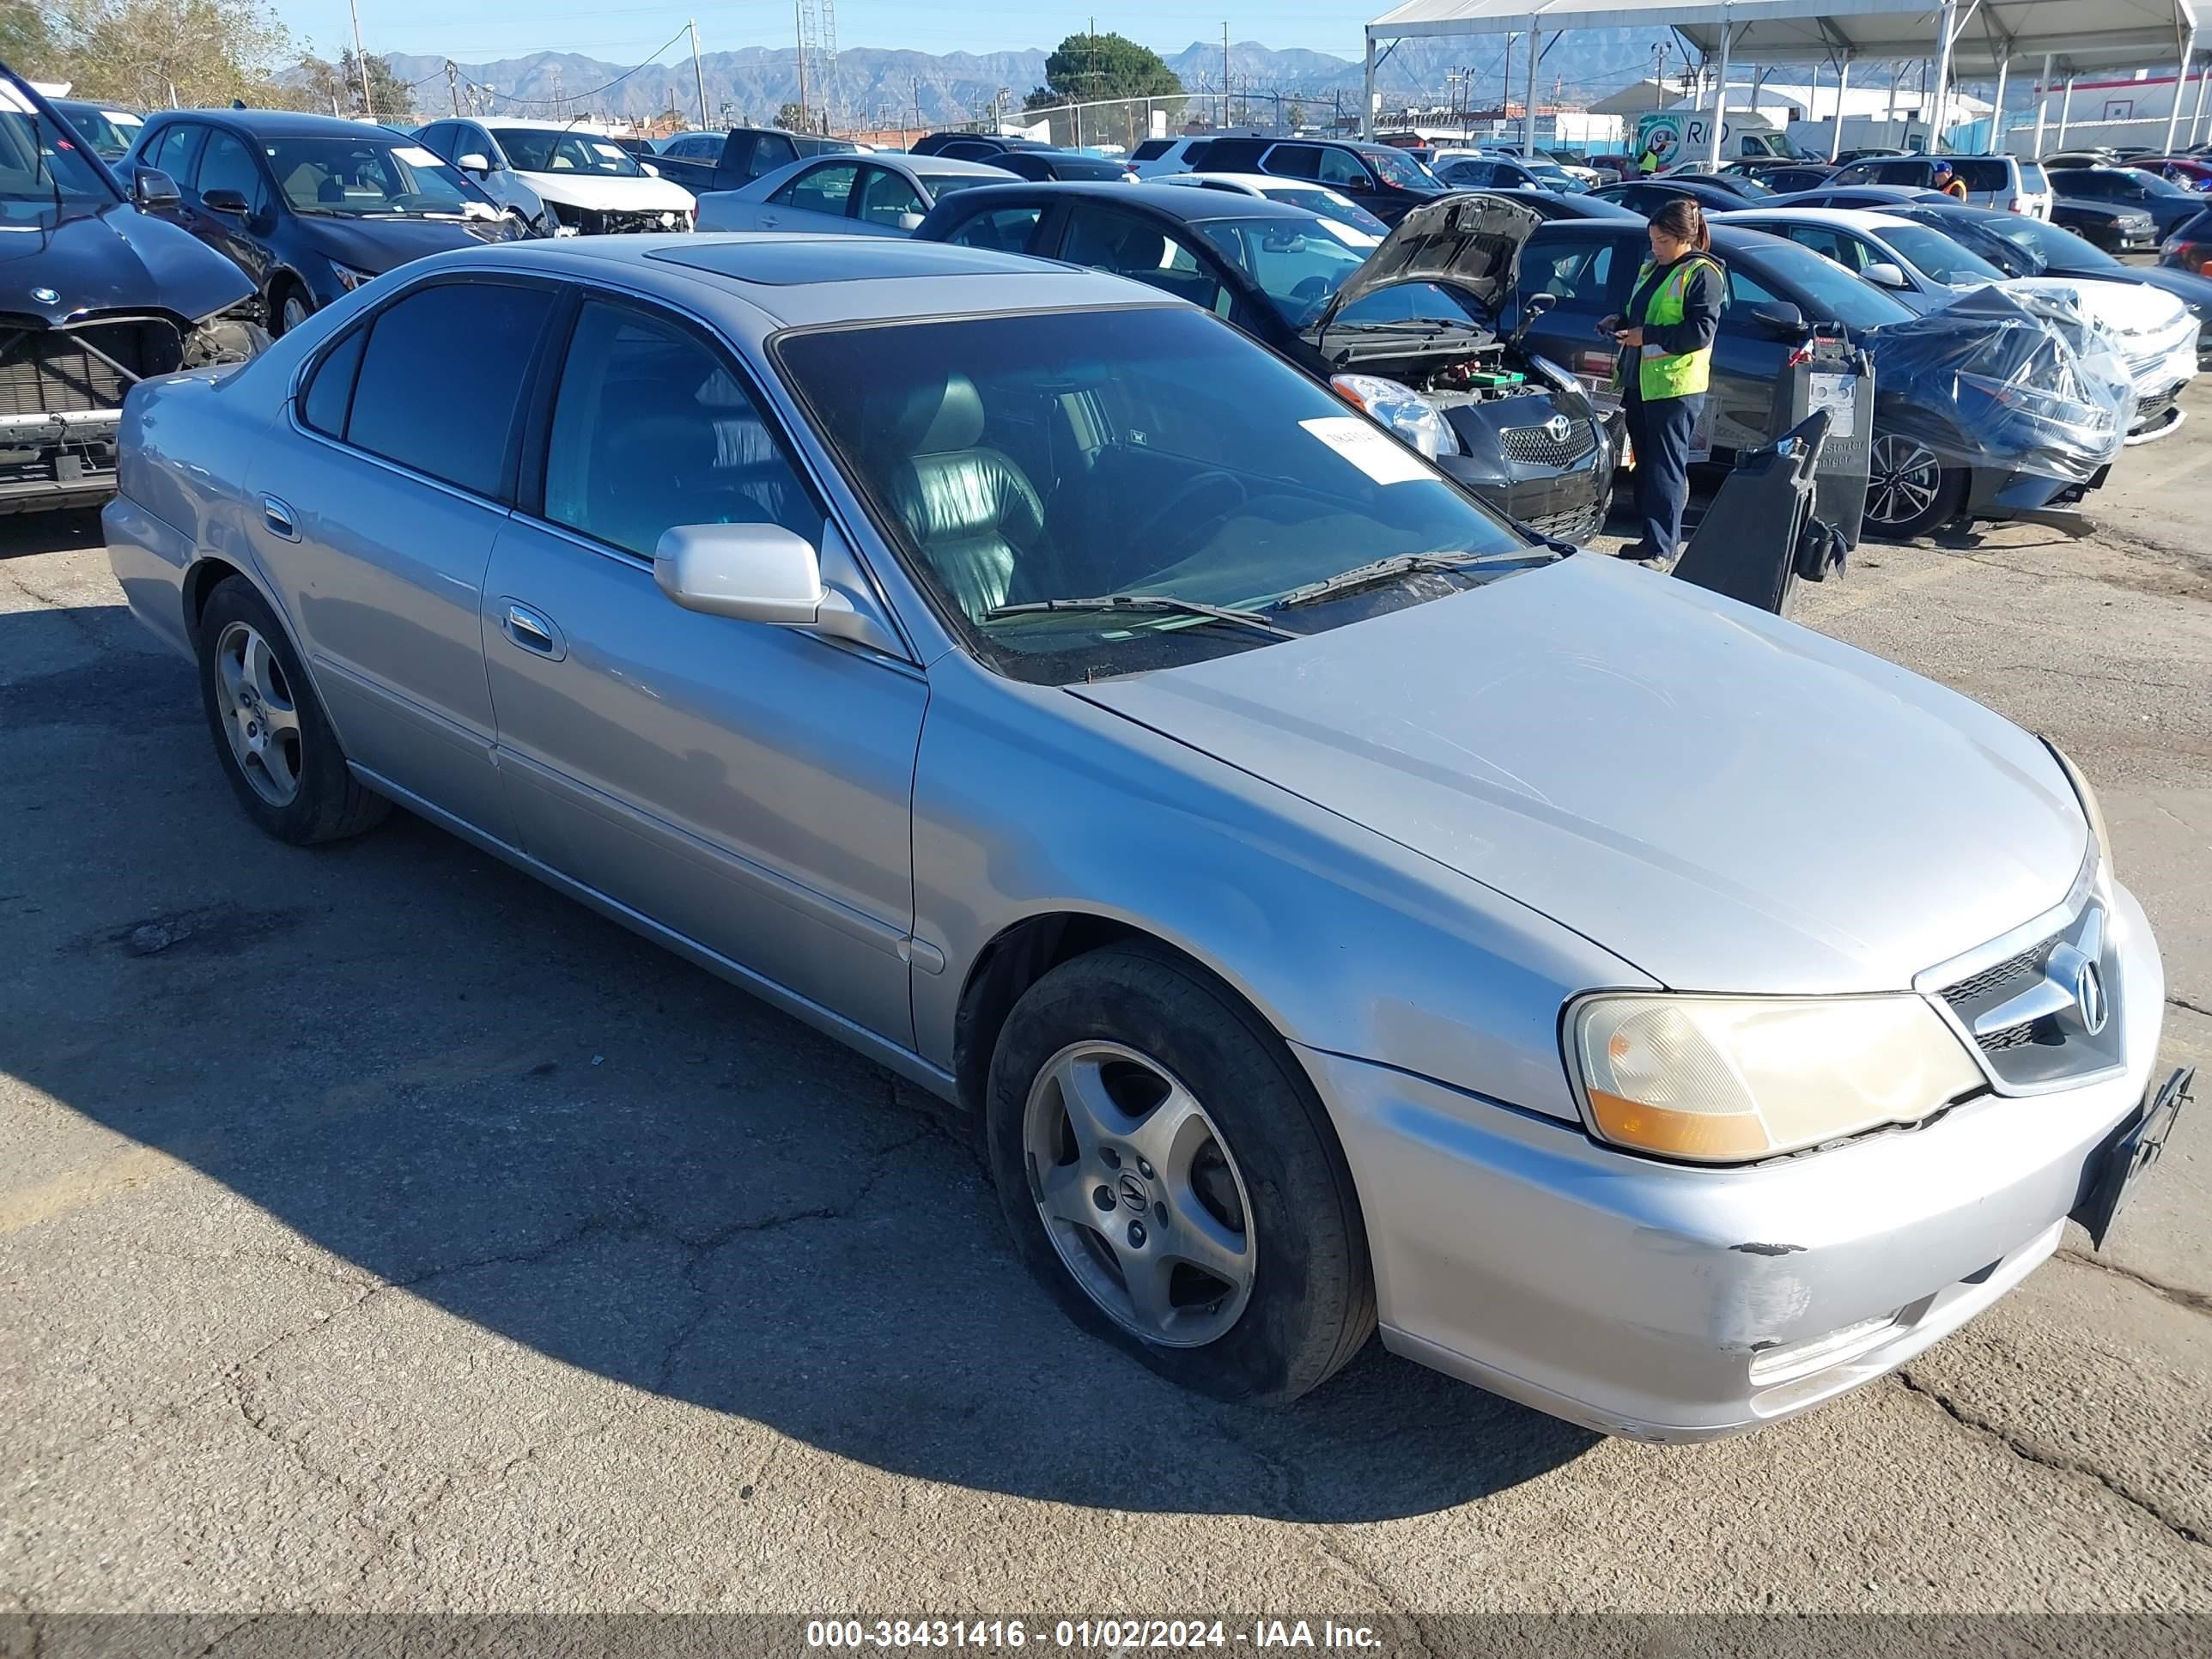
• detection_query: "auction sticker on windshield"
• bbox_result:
[1300,416,1433,483]
[391,146,444,168]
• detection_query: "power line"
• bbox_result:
[462,22,696,110]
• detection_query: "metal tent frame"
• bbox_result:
[1363,0,2203,161]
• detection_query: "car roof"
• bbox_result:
[934,179,1317,224]
[1164,172,1335,194]
[900,155,1029,177]
[1716,206,1911,230]
[417,233,1164,332]
[152,107,407,138]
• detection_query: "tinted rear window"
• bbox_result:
[344,282,553,497]
[2020,163,2048,192]
[1131,140,1171,161]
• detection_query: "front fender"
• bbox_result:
[909,651,1652,1125]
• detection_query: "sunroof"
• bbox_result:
[645,238,1039,286]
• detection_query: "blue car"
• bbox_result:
[121,108,524,336]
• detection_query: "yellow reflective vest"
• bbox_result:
[1625,254,1720,400]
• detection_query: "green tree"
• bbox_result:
[774,100,807,131]
[42,0,293,109]
[295,47,410,118]
[1285,99,1305,130]
[1036,30,1180,105]
[1,3,56,70]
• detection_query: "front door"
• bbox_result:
[184,128,276,295]
[481,292,925,1045]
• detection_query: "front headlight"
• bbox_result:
[1330,373,1462,459]
[2044,738,2112,879]
[331,263,378,293]
[1567,994,1983,1164]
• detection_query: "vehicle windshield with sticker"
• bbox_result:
[778,305,1546,684]
[264,136,498,218]
[489,127,647,177]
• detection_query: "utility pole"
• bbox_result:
[794,0,809,128]
[349,0,374,118]
[690,21,708,130]
[1224,23,1231,128]
[446,58,459,116]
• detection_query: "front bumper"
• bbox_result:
[0,410,120,514]
[1302,879,2166,1442]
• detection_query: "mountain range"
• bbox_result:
[382,33,1681,129]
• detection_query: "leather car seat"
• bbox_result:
[877,373,1044,621]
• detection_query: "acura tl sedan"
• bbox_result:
[104,234,2188,1440]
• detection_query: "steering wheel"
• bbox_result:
[1124,469,1249,562]
[1288,274,1332,304]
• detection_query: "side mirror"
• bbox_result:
[1745,299,1809,337]
[641,161,660,177]
[654,522,823,623]
[457,153,491,174]
[896,209,926,231]
[131,165,180,210]
[202,187,250,215]
[1862,260,1908,289]
[1524,290,1558,318]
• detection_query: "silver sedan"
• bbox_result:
[696,152,1018,236]
[104,233,2186,1440]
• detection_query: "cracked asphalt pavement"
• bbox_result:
[3,383,2210,1617]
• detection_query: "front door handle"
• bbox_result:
[501,600,566,660]
[261,496,299,540]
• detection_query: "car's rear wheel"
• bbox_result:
[986,941,1374,1404]
[1864,433,1966,539]
[269,282,312,337]
[196,578,389,844]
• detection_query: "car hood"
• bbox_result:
[0,198,252,324]
[295,211,517,275]
[1070,553,2087,994]
[1305,191,1537,334]
[514,170,696,212]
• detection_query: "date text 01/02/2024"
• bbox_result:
[803,1620,1388,1650]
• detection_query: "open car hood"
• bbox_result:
[1304,191,1538,337]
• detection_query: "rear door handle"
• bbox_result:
[261,496,299,541]
[501,600,566,660]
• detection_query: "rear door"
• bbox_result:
[759,158,861,231]
[1511,228,1634,408]
[480,289,925,1045]
[252,274,559,837]
[850,162,927,234]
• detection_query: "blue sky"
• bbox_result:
[286,0,1376,70]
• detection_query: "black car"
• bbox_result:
[908,132,1121,180]
[2165,205,2212,276]
[2046,164,2204,240]
[1181,135,1448,226]
[1733,163,1836,194]
[1660,170,1777,200]
[1890,200,2212,366]
[47,98,144,162]
[1589,177,1754,216]
[1477,188,1641,223]
[1507,219,2112,538]
[0,63,264,514]
[1765,185,1947,210]
[648,125,856,195]
[918,182,1615,541]
[1435,154,1573,193]
[2049,196,2159,253]
[121,109,523,336]
[908,131,1050,159]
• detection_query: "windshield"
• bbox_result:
[1882,222,2005,283]
[1194,216,1373,325]
[266,137,491,217]
[777,307,1535,684]
[0,79,118,204]
[52,101,142,161]
[1368,147,1439,191]
[1895,209,2040,276]
[2124,167,2197,199]
[1747,239,1918,329]
[1986,211,2122,270]
[489,127,645,176]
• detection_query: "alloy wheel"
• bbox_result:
[1021,1041,1257,1347]
[211,619,303,807]
[1868,434,1942,528]
[280,295,310,335]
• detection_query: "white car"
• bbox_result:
[1155,172,1388,238]
[415,116,696,235]
[1126,134,1236,177]
[1718,206,2198,435]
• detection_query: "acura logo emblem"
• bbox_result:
[2073,958,2108,1036]
[1117,1172,1149,1212]
[1544,413,1572,443]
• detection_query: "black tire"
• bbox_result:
[986,941,1375,1404]
[195,577,390,844]
[1864,431,1968,541]
[269,281,312,337]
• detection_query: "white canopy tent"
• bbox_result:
[1363,0,2203,160]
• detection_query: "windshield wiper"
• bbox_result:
[1271,549,1544,611]
[982,594,1301,641]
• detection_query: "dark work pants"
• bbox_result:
[1623,389,1705,560]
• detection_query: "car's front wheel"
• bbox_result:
[1864,432,1966,539]
[196,577,390,844]
[986,941,1374,1404]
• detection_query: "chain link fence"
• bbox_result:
[929,91,1359,155]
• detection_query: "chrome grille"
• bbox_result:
[1929,894,2121,1091]
[1520,501,1607,544]
[0,319,177,420]
[1500,420,1597,467]
[1941,942,2046,1012]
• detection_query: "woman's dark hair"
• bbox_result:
[1651,197,1711,252]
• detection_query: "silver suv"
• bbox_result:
[1827,153,2054,219]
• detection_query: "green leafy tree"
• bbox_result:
[774,100,807,131]
[1285,99,1305,130]
[41,0,293,109]
[295,47,409,118]
[1038,30,1180,104]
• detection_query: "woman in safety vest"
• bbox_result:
[1598,196,1723,568]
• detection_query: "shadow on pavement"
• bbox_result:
[2,599,1598,1522]
[0,505,106,561]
